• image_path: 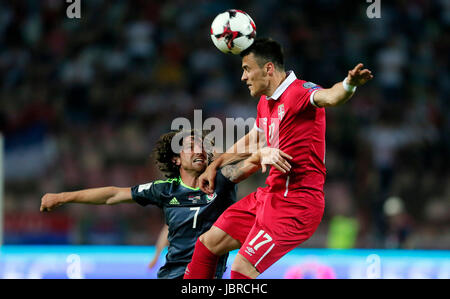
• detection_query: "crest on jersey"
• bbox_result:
[206,192,217,203]
[278,104,285,121]
[303,82,317,89]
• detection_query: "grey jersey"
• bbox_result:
[131,169,237,279]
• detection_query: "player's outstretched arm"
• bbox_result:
[40,187,133,212]
[312,63,373,108]
[221,147,292,183]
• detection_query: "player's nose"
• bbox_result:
[192,142,204,154]
[241,71,247,82]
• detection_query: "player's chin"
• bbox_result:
[192,162,207,172]
[250,88,262,98]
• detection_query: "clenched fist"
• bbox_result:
[199,165,218,195]
[40,193,65,212]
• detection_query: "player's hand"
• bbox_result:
[40,193,64,212]
[257,148,293,173]
[148,257,158,269]
[347,63,373,86]
[199,165,217,194]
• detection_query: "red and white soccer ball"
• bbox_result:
[210,9,256,55]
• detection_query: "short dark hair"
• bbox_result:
[153,130,214,178]
[240,38,284,70]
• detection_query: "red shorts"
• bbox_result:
[214,187,324,273]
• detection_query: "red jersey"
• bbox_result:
[255,71,326,196]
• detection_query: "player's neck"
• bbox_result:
[179,170,201,189]
[266,70,287,98]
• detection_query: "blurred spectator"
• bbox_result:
[383,196,414,249]
[325,182,359,249]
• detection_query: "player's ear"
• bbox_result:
[264,62,275,76]
[172,156,181,166]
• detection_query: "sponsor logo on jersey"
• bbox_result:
[206,192,217,203]
[188,195,201,204]
[169,197,180,205]
[245,246,255,256]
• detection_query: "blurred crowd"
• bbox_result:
[0,0,448,249]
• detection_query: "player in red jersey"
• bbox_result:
[183,38,373,279]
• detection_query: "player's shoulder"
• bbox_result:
[133,177,176,196]
[152,177,180,186]
[284,78,321,99]
[291,78,320,91]
[150,177,181,192]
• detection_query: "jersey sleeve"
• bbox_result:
[215,168,238,203]
[216,168,236,188]
[293,81,323,113]
[131,182,163,207]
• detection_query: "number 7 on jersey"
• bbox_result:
[190,207,200,229]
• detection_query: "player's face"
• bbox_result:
[241,53,269,98]
[179,136,208,173]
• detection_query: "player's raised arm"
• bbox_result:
[40,187,133,212]
[312,63,373,108]
[199,127,265,193]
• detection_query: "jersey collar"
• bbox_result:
[266,70,296,101]
[179,176,200,191]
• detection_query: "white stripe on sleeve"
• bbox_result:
[309,89,320,108]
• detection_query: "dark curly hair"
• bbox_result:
[240,38,285,70]
[153,130,214,178]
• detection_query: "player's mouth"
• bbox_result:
[193,157,206,164]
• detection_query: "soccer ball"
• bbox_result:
[210,9,256,55]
